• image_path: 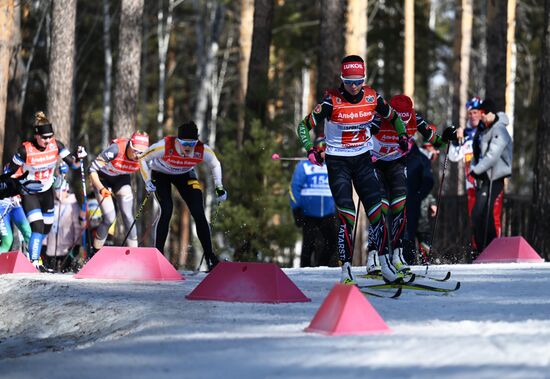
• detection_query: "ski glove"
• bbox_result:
[17,171,42,195]
[441,126,458,143]
[99,187,112,198]
[215,186,228,202]
[469,170,484,181]
[398,134,410,152]
[59,162,69,174]
[307,146,324,166]
[76,146,88,160]
[145,180,157,193]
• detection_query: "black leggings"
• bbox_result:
[368,157,408,251]
[22,188,55,235]
[301,215,338,267]
[325,151,386,263]
[472,178,504,252]
[152,171,213,260]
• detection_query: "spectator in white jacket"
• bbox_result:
[43,176,85,271]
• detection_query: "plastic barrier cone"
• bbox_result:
[474,236,545,263]
[305,283,391,336]
[186,261,310,303]
[0,251,38,274]
[74,246,183,281]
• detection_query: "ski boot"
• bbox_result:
[32,259,52,273]
[380,254,404,283]
[366,249,381,275]
[206,254,220,272]
[391,247,410,273]
[340,261,356,284]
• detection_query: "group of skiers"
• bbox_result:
[296,55,459,284]
[1,112,227,272]
[0,54,512,279]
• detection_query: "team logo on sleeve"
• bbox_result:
[313,104,322,114]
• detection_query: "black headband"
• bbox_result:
[35,123,54,137]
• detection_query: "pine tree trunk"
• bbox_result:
[403,0,414,97]
[485,0,507,109]
[316,0,345,101]
[531,0,550,261]
[113,0,144,138]
[505,0,517,139]
[451,0,473,196]
[102,0,113,148]
[345,0,367,59]
[193,0,224,138]
[157,0,174,138]
[0,0,15,161]
[244,0,274,126]
[4,1,21,166]
[237,0,254,148]
[47,0,76,147]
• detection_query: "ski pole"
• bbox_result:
[351,198,361,261]
[271,153,304,161]
[79,159,91,258]
[425,142,451,274]
[87,195,107,225]
[121,192,152,246]
[371,149,401,163]
[54,173,65,265]
[482,172,494,251]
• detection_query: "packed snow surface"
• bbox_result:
[1,263,550,379]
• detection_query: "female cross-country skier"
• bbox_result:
[88,131,150,253]
[7,112,86,270]
[366,94,457,276]
[139,121,227,271]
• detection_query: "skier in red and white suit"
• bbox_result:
[89,131,150,252]
[366,94,457,274]
[8,111,86,270]
[139,121,227,271]
[297,55,410,284]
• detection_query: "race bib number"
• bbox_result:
[378,145,393,155]
[35,170,51,181]
[341,130,367,146]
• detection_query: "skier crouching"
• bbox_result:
[88,131,150,253]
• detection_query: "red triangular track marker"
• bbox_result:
[0,251,38,274]
[475,236,544,263]
[74,246,183,281]
[186,261,310,303]
[305,283,391,336]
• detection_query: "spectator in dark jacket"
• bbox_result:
[470,99,512,254]
[404,142,437,263]
[289,136,338,267]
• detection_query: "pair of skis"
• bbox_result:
[356,270,460,299]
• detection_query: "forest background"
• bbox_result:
[0,0,549,268]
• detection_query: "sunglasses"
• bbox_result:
[341,76,365,86]
[177,138,198,147]
[39,135,54,140]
